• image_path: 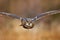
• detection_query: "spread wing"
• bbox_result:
[0,10,60,22]
[0,12,23,20]
[0,12,32,22]
[32,10,60,21]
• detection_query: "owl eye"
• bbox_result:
[29,23,33,26]
[26,23,29,26]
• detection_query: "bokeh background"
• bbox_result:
[0,0,60,17]
[0,0,60,40]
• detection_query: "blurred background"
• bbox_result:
[0,0,60,17]
[0,0,60,40]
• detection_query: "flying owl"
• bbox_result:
[0,10,60,29]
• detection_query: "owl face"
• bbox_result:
[20,18,34,29]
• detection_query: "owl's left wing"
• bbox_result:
[32,10,60,22]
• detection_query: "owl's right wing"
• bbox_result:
[0,12,23,20]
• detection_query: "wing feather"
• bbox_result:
[0,12,22,19]
[32,10,60,21]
